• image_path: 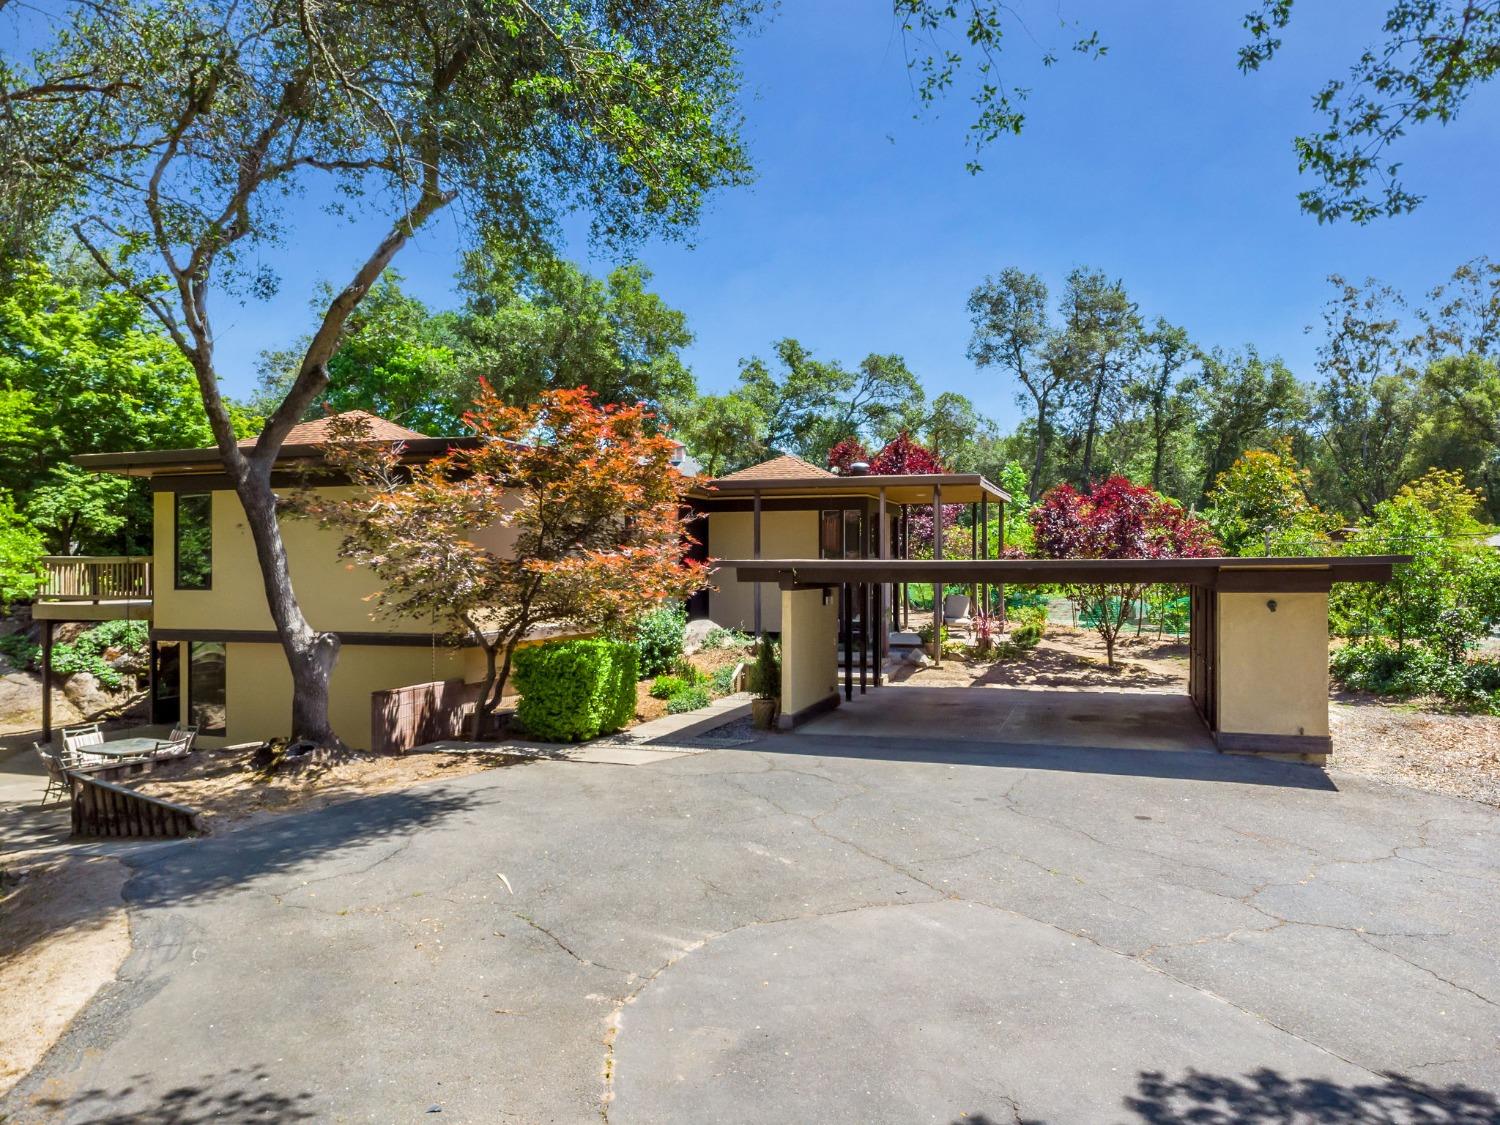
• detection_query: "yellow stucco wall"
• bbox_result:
[779,586,839,723]
[1215,591,1330,740]
[706,509,819,631]
[152,487,443,634]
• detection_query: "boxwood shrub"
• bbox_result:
[513,639,638,742]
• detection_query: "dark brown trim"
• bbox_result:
[698,472,1010,503]
[1215,731,1332,756]
[150,470,356,493]
[75,436,478,475]
[1215,569,1334,593]
[152,628,452,646]
[719,556,1406,589]
[696,496,871,514]
[776,691,839,731]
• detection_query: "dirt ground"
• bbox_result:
[131,746,533,829]
[1329,696,1500,807]
[634,645,750,724]
[0,855,130,1097]
[892,625,1190,693]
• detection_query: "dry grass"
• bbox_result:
[132,745,530,829]
[1330,696,1500,807]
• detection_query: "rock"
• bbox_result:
[108,649,147,675]
[62,672,120,719]
[682,618,720,655]
[0,670,84,730]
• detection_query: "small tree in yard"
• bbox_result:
[1031,476,1220,667]
[306,386,710,735]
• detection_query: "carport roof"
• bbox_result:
[719,555,1408,590]
[694,471,1010,506]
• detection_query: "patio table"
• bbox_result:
[86,737,168,759]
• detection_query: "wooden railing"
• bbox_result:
[40,556,153,602]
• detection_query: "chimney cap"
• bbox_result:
[849,461,871,476]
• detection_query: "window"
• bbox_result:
[843,511,864,559]
[175,493,212,589]
[189,641,226,735]
[819,510,843,558]
[152,642,181,725]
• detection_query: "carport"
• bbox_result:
[721,556,1404,762]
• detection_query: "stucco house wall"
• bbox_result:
[705,509,819,632]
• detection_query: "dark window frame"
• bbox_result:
[174,492,213,590]
[187,640,227,736]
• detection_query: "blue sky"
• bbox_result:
[211,1,1500,431]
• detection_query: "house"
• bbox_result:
[687,454,1010,633]
[39,412,518,749]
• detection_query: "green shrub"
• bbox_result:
[710,664,738,695]
[514,639,638,741]
[666,685,711,713]
[703,626,752,651]
[650,674,686,700]
[670,657,707,684]
[1010,623,1043,649]
[1010,604,1048,635]
[1330,640,1500,713]
[747,636,780,698]
[916,621,947,645]
[634,606,686,679]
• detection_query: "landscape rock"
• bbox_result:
[62,672,121,719]
[0,671,84,731]
[682,618,720,655]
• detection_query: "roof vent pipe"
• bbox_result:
[849,461,871,476]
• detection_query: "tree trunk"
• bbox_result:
[234,461,343,748]
[1031,400,1049,502]
[1081,376,1105,485]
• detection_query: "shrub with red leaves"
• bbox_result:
[1030,476,1220,666]
[826,437,871,473]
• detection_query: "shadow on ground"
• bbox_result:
[1121,1067,1500,1123]
[26,1065,318,1123]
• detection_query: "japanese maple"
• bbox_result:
[1031,476,1220,666]
[306,386,709,734]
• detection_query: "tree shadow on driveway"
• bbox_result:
[25,1065,319,1123]
[1121,1067,1500,1123]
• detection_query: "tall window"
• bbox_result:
[819,510,843,558]
[188,641,226,735]
[175,492,212,589]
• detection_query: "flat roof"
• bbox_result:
[74,436,477,476]
[695,472,1010,506]
[718,556,1407,590]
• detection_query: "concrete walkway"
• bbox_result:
[3,729,1497,1123]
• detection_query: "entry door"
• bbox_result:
[1189,588,1217,730]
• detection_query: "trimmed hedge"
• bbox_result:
[513,639,638,742]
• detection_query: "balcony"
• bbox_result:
[34,556,153,622]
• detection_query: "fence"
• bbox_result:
[370,678,483,754]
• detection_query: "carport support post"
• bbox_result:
[841,582,853,701]
[979,493,988,617]
[873,581,883,687]
[752,490,762,638]
[858,583,867,693]
[932,484,943,666]
[41,619,53,743]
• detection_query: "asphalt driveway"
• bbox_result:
[4,728,1499,1123]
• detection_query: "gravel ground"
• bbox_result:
[1330,696,1500,807]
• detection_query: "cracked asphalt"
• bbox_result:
[4,730,1499,1123]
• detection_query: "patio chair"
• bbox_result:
[152,732,193,760]
[33,742,69,806]
[167,724,199,753]
[61,723,106,763]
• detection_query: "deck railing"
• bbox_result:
[40,556,153,602]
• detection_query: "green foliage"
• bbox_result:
[1332,470,1500,651]
[513,639,638,742]
[747,636,780,699]
[1009,604,1048,635]
[1331,641,1500,714]
[635,606,688,679]
[666,685,712,714]
[1206,440,1333,556]
[0,492,44,607]
[650,675,686,700]
[916,621,948,646]
[671,658,708,685]
[702,626,753,651]
[710,664,739,695]
[1009,623,1043,649]
[24,465,132,555]
[2,619,148,690]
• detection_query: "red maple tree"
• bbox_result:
[307,386,709,732]
[1031,476,1220,666]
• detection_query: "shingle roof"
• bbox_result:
[239,410,428,446]
[716,453,834,482]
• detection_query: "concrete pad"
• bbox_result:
[562,745,696,766]
[802,684,1216,752]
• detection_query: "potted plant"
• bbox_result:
[747,635,780,730]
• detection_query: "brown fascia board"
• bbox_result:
[73,436,481,476]
[715,555,1408,588]
[694,473,1012,502]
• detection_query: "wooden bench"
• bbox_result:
[68,771,201,839]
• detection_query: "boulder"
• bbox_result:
[62,672,120,719]
[682,618,720,655]
[0,671,84,730]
